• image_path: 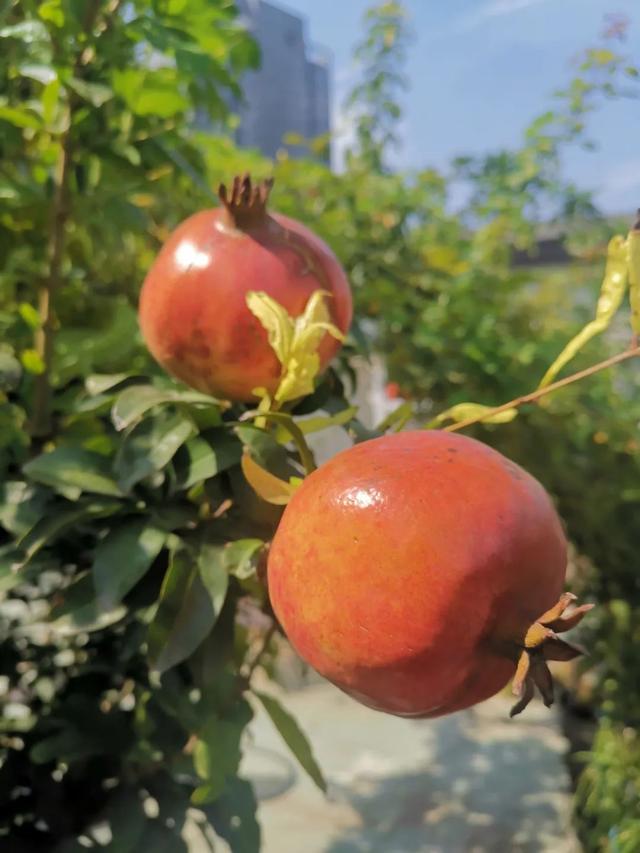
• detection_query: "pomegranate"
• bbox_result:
[268,430,591,717]
[385,381,402,399]
[139,175,352,401]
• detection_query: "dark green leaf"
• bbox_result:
[173,429,242,490]
[49,573,127,635]
[201,778,260,853]
[0,481,49,536]
[18,500,122,561]
[92,519,166,608]
[253,691,326,792]
[148,549,218,673]
[24,448,123,499]
[0,349,22,391]
[115,412,196,492]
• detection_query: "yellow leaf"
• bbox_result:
[240,452,297,505]
[427,403,518,428]
[247,289,344,406]
[246,292,294,365]
[538,235,629,388]
[628,224,640,335]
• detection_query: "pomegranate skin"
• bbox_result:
[139,208,352,401]
[267,431,567,718]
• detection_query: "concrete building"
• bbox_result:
[234,0,331,162]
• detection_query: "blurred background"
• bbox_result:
[1,1,639,851]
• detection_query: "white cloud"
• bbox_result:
[480,0,550,18]
[458,0,553,31]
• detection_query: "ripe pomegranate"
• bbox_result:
[268,431,591,718]
[385,381,401,399]
[139,175,352,401]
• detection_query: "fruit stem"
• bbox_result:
[218,173,274,229]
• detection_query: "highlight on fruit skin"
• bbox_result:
[266,430,593,719]
[138,174,352,402]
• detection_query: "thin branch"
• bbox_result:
[243,623,277,686]
[30,0,105,437]
[444,344,640,434]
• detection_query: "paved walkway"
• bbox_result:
[239,675,580,853]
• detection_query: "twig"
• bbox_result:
[30,0,105,437]
[444,344,640,433]
[243,623,277,685]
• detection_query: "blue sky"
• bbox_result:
[278,0,640,213]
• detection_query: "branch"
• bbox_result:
[443,344,640,434]
[30,0,105,437]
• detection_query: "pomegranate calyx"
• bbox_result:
[509,592,593,718]
[218,173,274,229]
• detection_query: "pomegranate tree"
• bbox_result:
[268,430,591,717]
[139,174,352,402]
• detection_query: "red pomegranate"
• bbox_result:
[385,381,402,399]
[139,175,352,401]
[268,430,591,717]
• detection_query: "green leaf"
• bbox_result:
[148,549,218,674]
[24,448,123,499]
[0,349,22,391]
[253,691,326,792]
[115,411,196,492]
[17,500,121,561]
[0,481,49,537]
[49,572,127,635]
[0,20,49,42]
[66,77,112,107]
[223,539,263,580]
[91,789,146,853]
[86,372,142,395]
[112,68,189,117]
[426,403,518,429]
[18,63,57,85]
[38,0,64,27]
[294,406,359,435]
[0,105,41,129]
[92,520,166,609]
[112,385,217,430]
[172,430,242,490]
[376,400,413,432]
[197,544,229,614]
[41,77,60,124]
[20,348,45,375]
[200,778,260,853]
[193,714,247,798]
[18,302,42,329]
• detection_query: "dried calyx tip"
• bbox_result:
[509,591,594,718]
[218,173,274,226]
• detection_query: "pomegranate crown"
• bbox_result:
[218,173,274,228]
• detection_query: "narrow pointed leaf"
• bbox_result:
[253,690,326,793]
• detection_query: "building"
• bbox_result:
[234,0,331,162]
